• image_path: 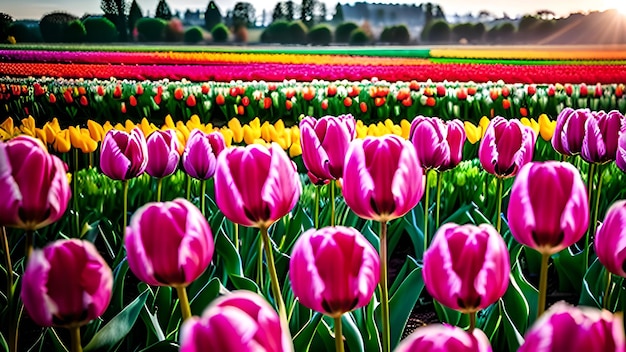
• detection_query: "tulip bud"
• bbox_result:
[125,198,214,287]
[396,324,492,352]
[100,128,148,181]
[144,129,180,179]
[289,226,379,317]
[0,136,71,230]
[342,135,424,222]
[478,117,536,178]
[518,302,625,352]
[21,239,112,328]
[423,223,510,313]
[409,116,466,171]
[594,200,626,277]
[581,110,623,164]
[507,161,588,255]
[180,291,293,352]
[182,129,226,180]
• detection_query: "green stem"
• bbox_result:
[495,177,504,234]
[176,285,192,321]
[186,174,192,201]
[156,178,163,202]
[314,186,320,229]
[468,311,477,334]
[123,180,129,239]
[379,220,390,352]
[435,171,443,229]
[88,152,93,169]
[260,225,288,327]
[591,165,604,250]
[604,271,612,310]
[334,315,344,352]
[330,181,336,227]
[424,169,430,252]
[257,237,264,287]
[538,252,550,318]
[69,326,82,352]
[24,230,34,260]
[200,179,207,217]
[234,223,239,252]
[73,148,80,237]
[3,227,17,352]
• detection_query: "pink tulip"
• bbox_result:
[214,143,301,228]
[594,200,626,277]
[422,223,510,313]
[342,135,424,222]
[409,116,466,171]
[551,107,591,156]
[395,324,492,352]
[180,290,292,352]
[182,129,226,180]
[479,117,536,178]
[617,130,626,172]
[518,302,625,352]
[289,226,379,317]
[0,136,71,230]
[21,239,112,327]
[300,114,356,182]
[125,198,214,286]
[581,110,623,164]
[507,161,589,255]
[100,127,148,180]
[145,129,180,179]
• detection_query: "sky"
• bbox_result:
[3,0,622,21]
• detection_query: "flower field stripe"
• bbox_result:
[430,46,626,60]
[430,58,626,66]
[2,62,626,83]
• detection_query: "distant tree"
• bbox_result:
[204,1,222,32]
[261,19,289,43]
[84,16,118,42]
[272,3,286,22]
[315,2,327,23]
[260,9,266,26]
[65,19,86,42]
[184,26,204,43]
[333,4,344,23]
[0,13,13,42]
[127,0,143,32]
[284,1,295,22]
[307,24,331,45]
[9,22,43,43]
[288,20,308,43]
[232,2,256,28]
[300,0,314,27]
[39,12,78,42]
[155,0,173,20]
[211,23,229,42]
[421,19,450,42]
[100,0,127,41]
[335,21,358,43]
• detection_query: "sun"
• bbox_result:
[603,0,626,15]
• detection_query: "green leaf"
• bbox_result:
[553,245,585,295]
[138,341,179,352]
[341,313,365,352]
[84,289,150,352]
[579,257,606,308]
[293,312,323,351]
[388,261,424,349]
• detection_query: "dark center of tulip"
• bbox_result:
[53,309,88,327]
[322,297,359,316]
[369,196,395,217]
[531,230,565,249]
[493,161,516,177]
[457,296,481,312]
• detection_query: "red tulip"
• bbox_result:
[180,291,292,352]
[551,107,591,156]
[289,226,379,317]
[409,116,466,171]
[100,128,148,181]
[395,324,492,352]
[0,136,71,230]
[518,302,625,352]
[125,198,214,287]
[21,239,112,327]
[145,129,180,179]
[478,117,536,178]
[423,223,510,313]
[342,135,424,222]
[581,110,623,164]
[214,143,301,228]
[182,129,226,180]
[594,200,626,277]
[300,114,356,182]
[507,161,588,255]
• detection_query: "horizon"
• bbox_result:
[3,0,623,21]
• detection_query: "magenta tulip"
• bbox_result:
[125,198,214,287]
[214,143,301,228]
[395,324,492,352]
[0,136,71,231]
[479,116,536,178]
[21,239,112,327]
[100,127,148,181]
[409,116,466,171]
[422,223,510,313]
[518,302,625,352]
[300,114,356,182]
[617,130,626,172]
[145,129,180,179]
[581,110,623,164]
[180,290,292,352]
[289,226,379,317]
[551,107,590,156]
[507,161,589,255]
[594,200,626,277]
[342,135,424,222]
[182,129,226,180]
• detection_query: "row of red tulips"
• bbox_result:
[2,108,626,351]
[1,77,624,125]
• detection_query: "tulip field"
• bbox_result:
[1,44,626,352]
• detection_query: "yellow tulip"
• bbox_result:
[289,142,302,158]
[464,121,482,144]
[139,118,157,137]
[243,124,261,145]
[80,128,98,153]
[228,118,244,143]
[124,120,136,133]
[1,117,18,141]
[260,121,274,142]
[35,128,47,146]
[186,114,202,131]
[87,120,104,142]
[356,120,368,139]
[520,117,540,136]
[164,114,176,129]
[538,114,556,141]
[114,123,125,131]
[176,121,191,144]
[220,127,234,147]
[478,116,490,138]
[69,126,98,153]
[20,116,36,136]
[400,119,411,139]
[54,129,71,153]
[274,119,285,134]
[103,121,114,133]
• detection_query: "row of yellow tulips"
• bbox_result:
[0,113,557,155]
